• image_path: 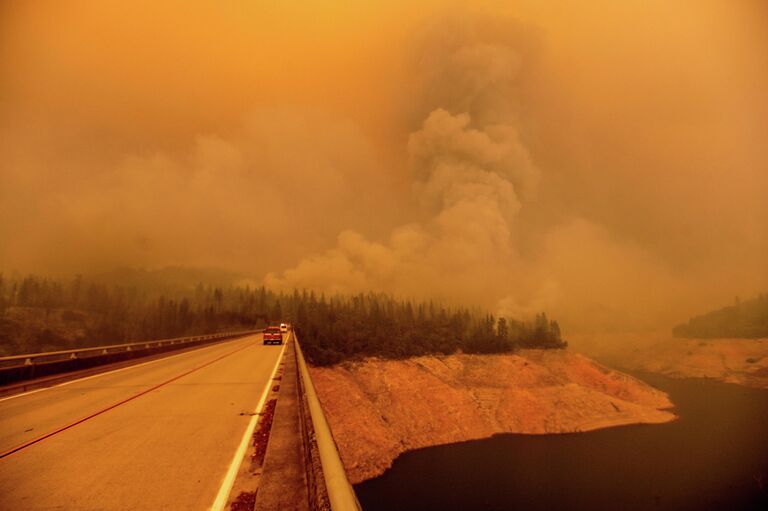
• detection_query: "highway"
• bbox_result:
[0,334,284,510]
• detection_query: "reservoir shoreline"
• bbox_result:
[354,373,768,511]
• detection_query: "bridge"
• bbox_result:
[0,331,361,510]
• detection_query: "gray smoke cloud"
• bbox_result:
[266,108,537,303]
[0,109,396,276]
[2,3,766,332]
[265,11,764,331]
[266,19,543,307]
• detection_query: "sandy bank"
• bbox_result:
[629,338,768,389]
[309,349,675,483]
[568,333,768,389]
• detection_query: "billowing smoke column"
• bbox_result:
[5,4,763,331]
[264,18,695,330]
[266,27,541,308]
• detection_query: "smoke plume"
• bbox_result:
[2,1,767,332]
[266,26,542,306]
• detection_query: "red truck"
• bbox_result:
[263,326,283,345]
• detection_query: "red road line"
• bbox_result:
[0,341,253,460]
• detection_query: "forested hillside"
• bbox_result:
[294,293,564,365]
[0,271,565,362]
[673,293,768,339]
[0,272,267,355]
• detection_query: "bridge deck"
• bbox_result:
[0,334,283,510]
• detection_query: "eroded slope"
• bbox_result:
[310,349,674,483]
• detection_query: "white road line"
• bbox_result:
[0,335,259,404]
[210,341,287,511]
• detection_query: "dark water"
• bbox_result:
[355,374,768,511]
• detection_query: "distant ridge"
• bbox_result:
[673,293,768,339]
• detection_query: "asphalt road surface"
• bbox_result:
[0,334,284,510]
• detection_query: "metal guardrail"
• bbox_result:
[0,329,262,369]
[294,334,362,511]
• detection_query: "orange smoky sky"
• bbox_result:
[1,0,767,331]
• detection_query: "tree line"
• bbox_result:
[0,273,565,362]
[290,292,564,365]
[0,273,274,354]
[673,293,768,339]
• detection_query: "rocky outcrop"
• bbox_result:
[309,350,675,484]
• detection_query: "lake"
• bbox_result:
[355,373,768,510]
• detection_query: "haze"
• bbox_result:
[1,0,766,332]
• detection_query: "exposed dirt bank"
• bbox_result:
[568,333,768,390]
[631,339,768,389]
[309,350,675,484]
